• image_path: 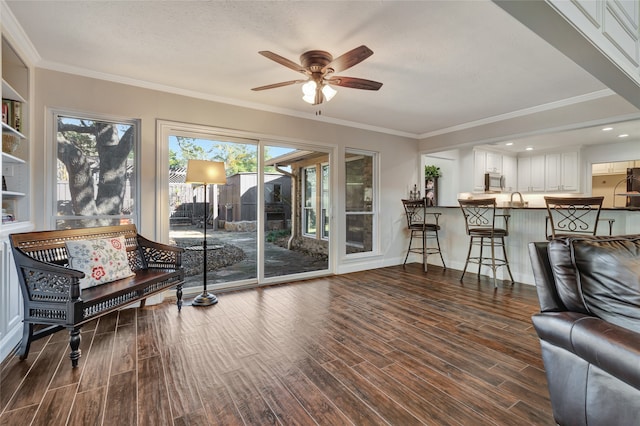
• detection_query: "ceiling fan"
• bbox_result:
[251,45,383,105]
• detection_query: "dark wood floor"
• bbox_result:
[0,264,553,425]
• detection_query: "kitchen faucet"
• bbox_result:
[510,191,524,204]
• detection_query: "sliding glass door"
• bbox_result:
[167,134,258,290]
[161,121,331,292]
[263,145,330,278]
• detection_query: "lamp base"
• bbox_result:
[191,291,218,307]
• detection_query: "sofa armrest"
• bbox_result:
[531,311,590,352]
[572,317,640,390]
[533,312,640,390]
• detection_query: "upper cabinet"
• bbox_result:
[517,155,546,192]
[545,151,580,192]
[516,150,580,193]
[1,36,30,231]
[473,149,508,192]
[485,151,503,174]
[592,160,635,175]
[502,155,517,192]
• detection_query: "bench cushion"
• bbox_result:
[66,236,135,289]
[548,236,640,333]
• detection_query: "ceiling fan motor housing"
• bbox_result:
[300,50,334,74]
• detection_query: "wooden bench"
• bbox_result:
[9,224,184,367]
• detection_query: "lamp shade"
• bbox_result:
[322,84,337,102]
[185,159,227,185]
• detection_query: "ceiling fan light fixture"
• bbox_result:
[302,80,316,96]
[322,84,337,102]
[302,80,318,104]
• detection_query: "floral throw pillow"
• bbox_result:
[65,236,135,290]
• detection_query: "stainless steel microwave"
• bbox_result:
[484,172,505,192]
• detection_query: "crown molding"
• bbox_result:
[1,1,40,66]
[418,89,616,140]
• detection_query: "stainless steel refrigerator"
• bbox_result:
[626,168,640,207]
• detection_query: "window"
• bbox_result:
[303,166,317,236]
[54,112,139,229]
[345,150,376,254]
[321,163,330,239]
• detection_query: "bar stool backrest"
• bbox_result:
[544,196,604,239]
[402,198,428,229]
[458,198,500,235]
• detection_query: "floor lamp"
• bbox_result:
[185,159,227,306]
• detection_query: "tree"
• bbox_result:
[57,118,134,221]
[170,137,274,174]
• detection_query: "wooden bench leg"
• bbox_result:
[177,284,183,312]
[69,327,82,368]
[18,322,33,360]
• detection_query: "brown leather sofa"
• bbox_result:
[529,235,640,426]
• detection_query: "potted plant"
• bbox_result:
[424,165,442,180]
[424,165,441,206]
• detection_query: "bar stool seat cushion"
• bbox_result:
[468,228,508,237]
[409,223,440,231]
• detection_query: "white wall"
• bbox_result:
[33,69,419,275]
[421,151,460,207]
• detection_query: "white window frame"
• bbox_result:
[48,108,140,229]
[302,165,317,237]
[321,162,330,240]
[344,149,378,256]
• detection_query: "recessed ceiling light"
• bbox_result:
[618,134,629,138]
[602,127,613,131]
[525,147,533,151]
[505,142,513,146]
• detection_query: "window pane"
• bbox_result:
[168,135,259,287]
[345,154,373,212]
[345,150,376,255]
[55,114,137,229]
[346,213,373,254]
[303,167,317,235]
[321,164,329,239]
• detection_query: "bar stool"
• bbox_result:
[458,198,514,287]
[402,198,446,272]
[544,196,604,239]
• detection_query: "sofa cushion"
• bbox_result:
[548,239,588,314]
[548,236,640,332]
[66,236,135,290]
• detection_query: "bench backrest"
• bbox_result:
[10,224,141,267]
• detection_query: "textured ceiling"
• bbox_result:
[5,0,639,148]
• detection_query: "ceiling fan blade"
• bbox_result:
[251,80,307,91]
[323,45,373,73]
[326,76,383,90]
[258,51,308,75]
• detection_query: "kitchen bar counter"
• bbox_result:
[420,205,640,286]
[435,205,640,211]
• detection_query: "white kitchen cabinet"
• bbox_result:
[502,155,517,192]
[473,150,487,192]
[517,155,545,192]
[546,151,579,192]
[473,149,504,191]
[486,151,502,174]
